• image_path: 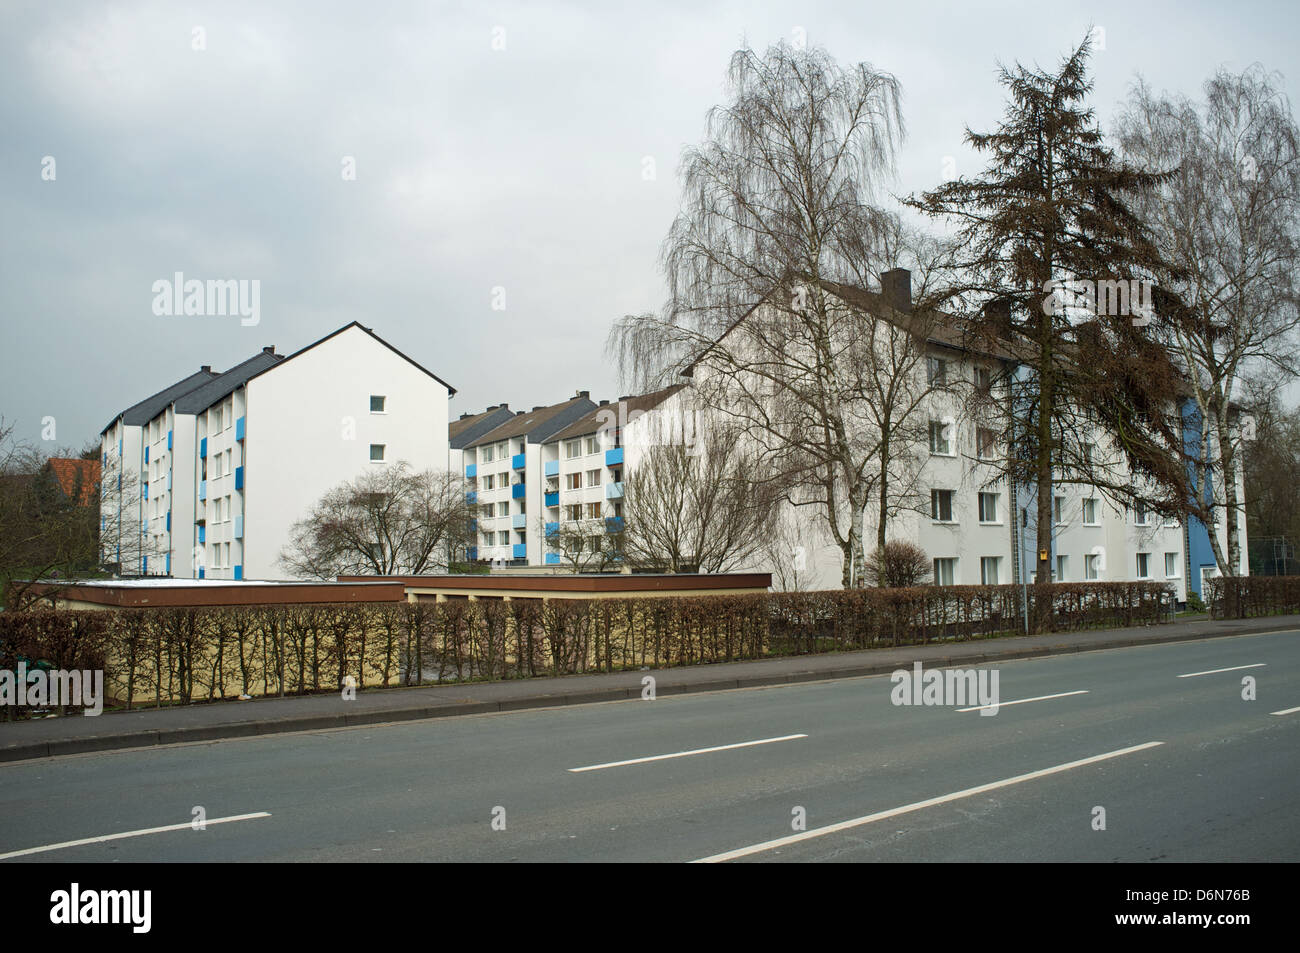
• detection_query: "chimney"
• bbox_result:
[577,390,590,399]
[881,269,912,313]
[985,298,1013,337]
[532,405,543,411]
[263,346,275,354]
[599,399,609,406]
[200,365,211,372]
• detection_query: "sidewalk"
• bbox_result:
[2,613,1296,763]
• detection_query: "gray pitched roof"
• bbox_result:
[174,350,284,414]
[103,368,220,434]
[465,396,597,448]
[450,406,516,449]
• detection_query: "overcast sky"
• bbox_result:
[2,0,1297,449]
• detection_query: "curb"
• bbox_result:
[1,618,1294,764]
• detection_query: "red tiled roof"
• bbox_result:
[46,458,100,505]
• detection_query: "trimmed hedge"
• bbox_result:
[1205,575,1300,620]
[0,581,1173,717]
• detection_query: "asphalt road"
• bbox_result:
[1,630,1296,862]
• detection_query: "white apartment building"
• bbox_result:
[461,394,596,565]
[100,367,219,575]
[101,322,454,580]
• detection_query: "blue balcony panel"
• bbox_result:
[465,491,478,504]
[544,491,559,508]
[144,445,149,463]
[234,515,244,539]
[198,567,205,579]
[605,481,624,499]
[235,416,246,441]
[198,525,205,543]
[143,483,148,500]
[512,543,527,559]
[605,447,624,467]
[167,429,173,450]
[199,480,207,501]
[165,553,171,574]
[166,511,171,532]
[468,547,478,561]
[605,516,624,533]
[545,521,559,537]
[167,470,172,491]
[199,437,207,459]
[511,513,527,529]
[234,466,244,490]
[544,460,559,477]
[465,463,477,478]
[233,564,243,581]
[511,483,526,499]
[544,553,560,565]
[512,453,526,470]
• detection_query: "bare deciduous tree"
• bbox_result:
[280,464,471,578]
[620,432,777,573]
[606,41,919,586]
[1116,65,1300,577]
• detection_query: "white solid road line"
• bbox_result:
[1270,706,1300,716]
[0,812,272,861]
[568,734,808,773]
[956,690,1088,713]
[691,741,1165,863]
[1176,663,1266,678]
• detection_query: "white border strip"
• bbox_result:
[1177,663,1265,678]
[1270,706,1300,716]
[569,734,807,773]
[692,742,1164,863]
[0,812,272,860]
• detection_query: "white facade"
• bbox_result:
[100,324,453,581]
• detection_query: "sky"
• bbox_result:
[2,0,1297,449]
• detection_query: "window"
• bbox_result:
[1135,501,1151,526]
[497,531,509,545]
[1136,553,1151,578]
[980,557,1001,585]
[976,428,997,460]
[224,496,232,522]
[225,449,232,474]
[497,501,509,517]
[931,489,954,522]
[482,445,494,463]
[564,505,582,522]
[1082,443,1095,465]
[1165,552,1179,578]
[585,502,602,520]
[586,469,601,487]
[926,357,947,385]
[481,474,494,490]
[1085,554,1101,580]
[928,420,952,455]
[1082,497,1099,525]
[974,366,993,391]
[978,492,999,523]
[566,472,582,490]
[370,395,386,413]
[1053,495,1066,525]
[585,436,599,455]
[933,558,956,586]
[370,444,386,462]
[1056,555,1068,582]
[480,504,493,519]
[564,439,582,459]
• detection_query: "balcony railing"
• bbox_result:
[544,460,559,477]
[545,521,559,537]
[544,553,560,565]
[199,480,206,501]
[511,513,527,529]
[512,453,526,470]
[512,483,527,499]
[605,481,624,499]
[544,491,559,507]
[235,416,246,441]
[466,491,478,504]
[512,543,527,559]
[605,516,624,533]
[605,447,624,467]
[465,463,477,478]
[234,466,244,490]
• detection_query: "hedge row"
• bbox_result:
[0,582,1173,717]
[1205,575,1300,619]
